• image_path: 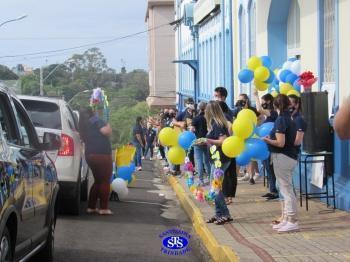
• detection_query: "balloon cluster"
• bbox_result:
[90,87,110,122]
[158,128,196,165]
[238,56,275,92]
[111,145,137,198]
[270,58,301,97]
[222,109,270,166]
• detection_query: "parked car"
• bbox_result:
[19,96,89,215]
[0,84,60,261]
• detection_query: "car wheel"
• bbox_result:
[0,226,13,262]
[34,218,55,262]
[80,169,89,202]
[68,175,81,215]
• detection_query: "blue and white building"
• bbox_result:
[175,0,350,211]
[175,0,234,108]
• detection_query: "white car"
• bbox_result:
[19,95,89,215]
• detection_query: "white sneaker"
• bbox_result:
[238,173,250,181]
[253,173,261,181]
[277,222,299,233]
[149,157,153,161]
[163,166,170,172]
[141,156,145,160]
[272,220,288,230]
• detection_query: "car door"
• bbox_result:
[0,92,34,256]
[11,98,51,245]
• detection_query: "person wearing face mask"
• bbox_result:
[234,94,260,185]
[144,122,157,160]
[288,95,307,149]
[263,94,299,233]
[214,87,234,121]
[173,98,196,131]
[254,90,279,200]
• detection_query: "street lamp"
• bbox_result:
[67,90,90,104]
[0,14,28,28]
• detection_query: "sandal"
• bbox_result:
[206,216,217,223]
[98,209,114,215]
[214,217,233,225]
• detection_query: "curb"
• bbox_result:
[168,175,239,262]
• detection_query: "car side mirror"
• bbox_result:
[41,132,61,151]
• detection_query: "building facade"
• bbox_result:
[234,0,350,211]
[175,0,234,109]
[146,0,176,109]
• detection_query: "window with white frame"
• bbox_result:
[249,1,256,57]
[287,0,300,57]
[323,0,336,83]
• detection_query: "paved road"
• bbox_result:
[53,160,209,262]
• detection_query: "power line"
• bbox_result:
[0,22,171,60]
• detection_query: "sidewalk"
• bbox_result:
[161,162,350,261]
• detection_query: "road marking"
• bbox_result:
[122,200,170,208]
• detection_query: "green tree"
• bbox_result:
[0,65,19,80]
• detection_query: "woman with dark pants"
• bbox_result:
[204,101,232,225]
[263,95,299,232]
[219,101,236,205]
[79,107,113,215]
[254,90,279,200]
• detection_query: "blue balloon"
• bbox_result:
[238,69,254,83]
[279,70,292,83]
[264,69,275,84]
[261,56,273,68]
[236,150,251,166]
[285,73,298,85]
[257,149,270,161]
[117,166,133,183]
[288,57,297,62]
[256,122,275,137]
[245,138,269,160]
[178,131,196,150]
[293,79,301,92]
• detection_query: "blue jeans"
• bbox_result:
[194,145,211,182]
[263,159,277,194]
[133,142,142,167]
[144,143,154,158]
[211,161,231,218]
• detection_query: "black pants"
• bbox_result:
[223,158,237,198]
[159,144,166,159]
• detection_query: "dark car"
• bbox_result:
[0,84,60,261]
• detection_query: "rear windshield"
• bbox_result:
[21,99,62,130]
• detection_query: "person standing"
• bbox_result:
[204,101,233,225]
[263,94,299,233]
[144,122,157,160]
[191,102,211,185]
[79,107,113,215]
[334,94,350,139]
[132,116,145,171]
[233,93,260,185]
[254,90,279,200]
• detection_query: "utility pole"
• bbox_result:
[40,66,44,96]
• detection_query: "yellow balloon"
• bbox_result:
[159,127,178,146]
[222,136,245,158]
[232,118,254,139]
[287,89,301,97]
[247,56,262,71]
[254,66,270,82]
[271,90,279,98]
[280,83,293,95]
[254,80,269,91]
[237,109,257,126]
[167,146,186,165]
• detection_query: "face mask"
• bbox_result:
[236,100,246,107]
[262,103,268,110]
[186,104,195,110]
[289,107,296,114]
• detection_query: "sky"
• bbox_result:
[0,0,149,71]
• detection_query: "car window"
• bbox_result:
[66,106,77,131]
[13,100,37,149]
[21,99,62,130]
[0,92,19,144]
[67,106,78,131]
